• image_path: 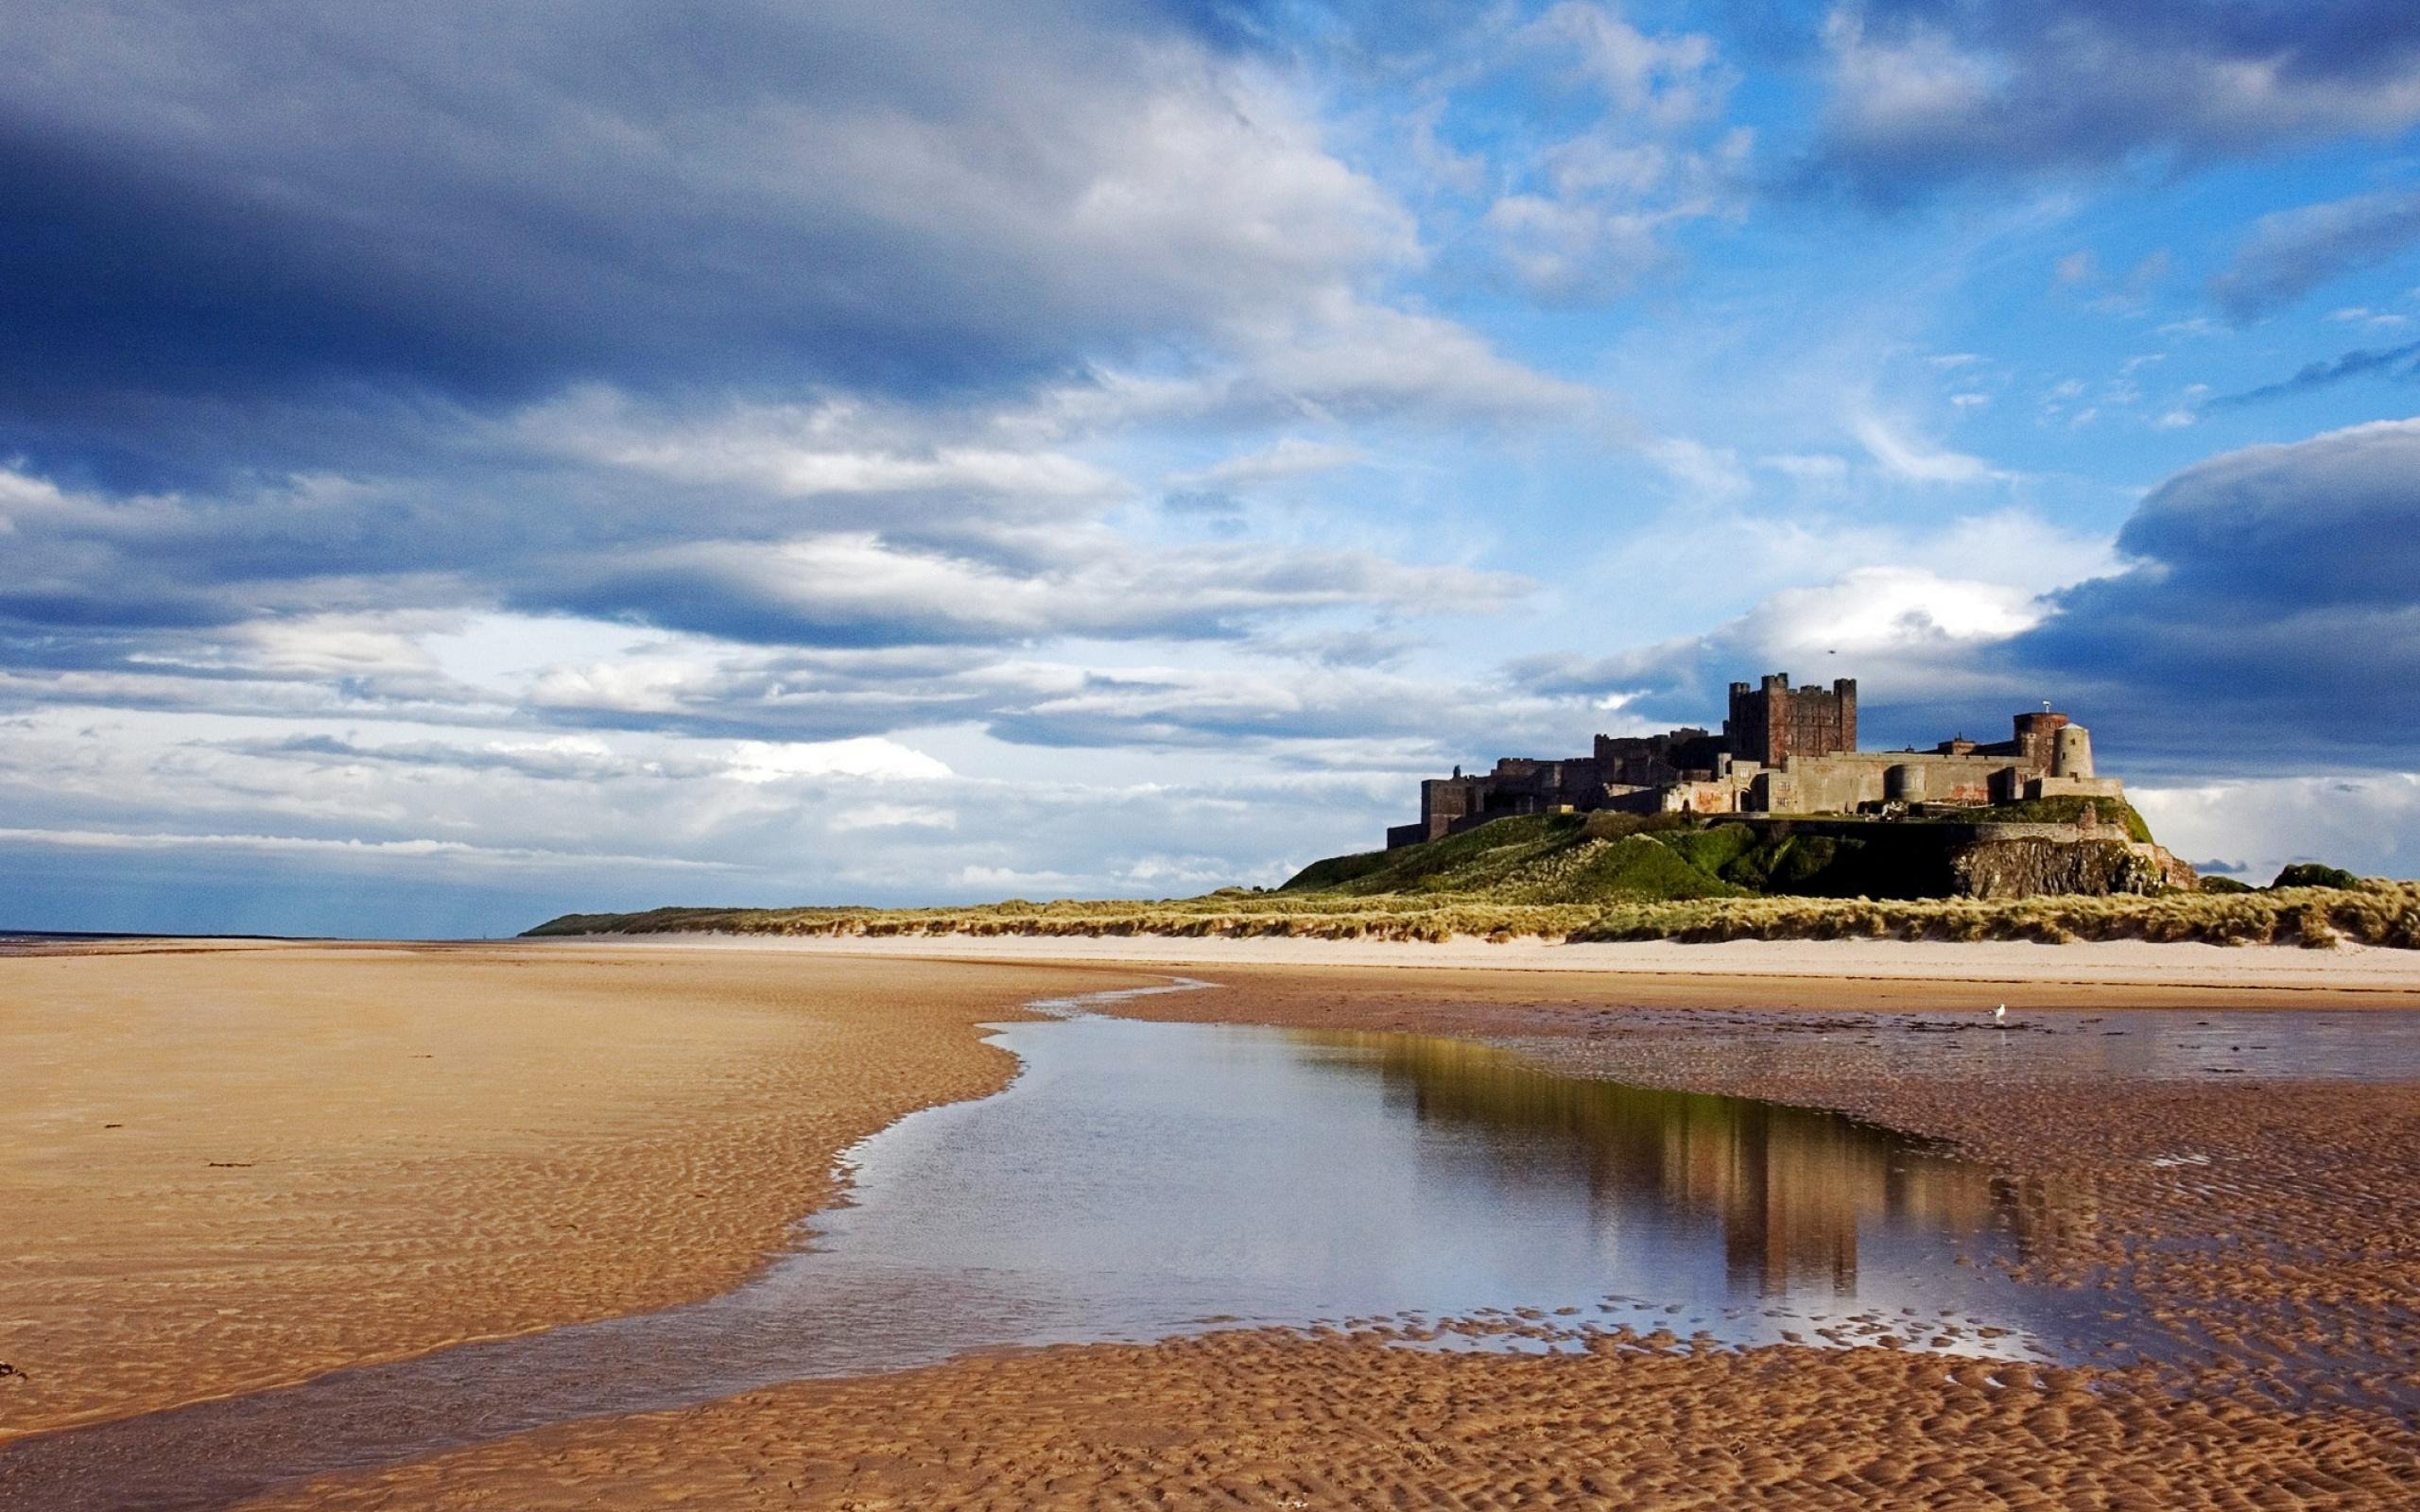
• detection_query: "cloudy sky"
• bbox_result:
[7,0,2420,936]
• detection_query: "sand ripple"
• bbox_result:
[1,944,1153,1438]
[242,1330,2420,1510]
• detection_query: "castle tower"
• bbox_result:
[2011,711,2070,775]
[2052,724,2094,779]
[1725,674,1858,766]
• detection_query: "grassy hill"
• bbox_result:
[1277,800,2162,904]
[527,804,2420,950]
[1279,813,1745,902]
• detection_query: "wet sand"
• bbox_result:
[14,941,2420,1507]
[1105,968,2420,1417]
[0,942,1153,1438]
[242,1331,2416,1511]
[601,931,2420,1001]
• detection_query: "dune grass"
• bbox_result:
[526,880,2420,950]
[526,808,2417,950]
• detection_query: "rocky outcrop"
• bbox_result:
[1949,838,2192,900]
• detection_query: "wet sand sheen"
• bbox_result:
[11,943,2420,1510]
[245,952,2420,1511]
[239,1332,2418,1512]
[0,943,1160,1438]
[3,991,2103,1509]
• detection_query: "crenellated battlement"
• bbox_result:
[1725,674,1857,765]
[1385,670,2125,848]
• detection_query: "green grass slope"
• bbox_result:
[524,807,2420,950]
[1949,795,2157,843]
[1277,814,1751,903]
[1277,813,1946,904]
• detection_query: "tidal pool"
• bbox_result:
[4,983,2108,1510]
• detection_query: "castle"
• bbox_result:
[1387,674,2127,850]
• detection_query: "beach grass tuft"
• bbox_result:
[526,879,2420,950]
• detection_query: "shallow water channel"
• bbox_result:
[8,983,2129,1510]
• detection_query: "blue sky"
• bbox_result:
[6,0,2420,935]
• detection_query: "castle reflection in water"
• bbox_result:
[1294,1029,2086,1297]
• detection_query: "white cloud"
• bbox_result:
[1758,453,1852,484]
[1482,193,1686,301]
[1647,438,1753,504]
[1167,438,1369,490]
[521,389,1126,511]
[827,803,959,832]
[1849,413,2004,484]
[1223,292,1599,423]
[1822,11,1996,140]
[214,613,460,685]
[560,527,1530,646]
[2132,775,2420,885]
[1629,566,2052,708]
[1531,507,2118,708]
[1395,2,1748,302]
[723,737,954,784]
[1518,3,1724,127]
[0,698,1466,925]
[952,864,1084,892]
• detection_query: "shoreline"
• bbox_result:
[16,937,2420,1509]
[234,938,2420,1511]
[543,930,2420,1000]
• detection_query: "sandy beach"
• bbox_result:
[14,0,2419,1504]
[239,1331,2414,1511]
[572,929,2420,1004]
[9,936,2420,1509]
[0,942,1155,1439]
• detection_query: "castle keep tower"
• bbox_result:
[1384,669,2128,849]
[1724,674,1857,767]
[2010,710,2068,774]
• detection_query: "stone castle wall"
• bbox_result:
[1391,671,2137,852]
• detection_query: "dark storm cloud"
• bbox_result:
[0,428,1529,731]
[2207,189,2420,321]
[1803,2,2420,200]
[530,535,1524,653]
[0,0,1404,481]
[2009,418,2420,767]
[2203,339,2420,410]
[0,0,1570,682]
[0,455,1514,642]
[1496,419,2420,776]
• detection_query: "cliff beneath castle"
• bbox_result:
[1283,802,2194,905]
[1951,836,2175,900]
